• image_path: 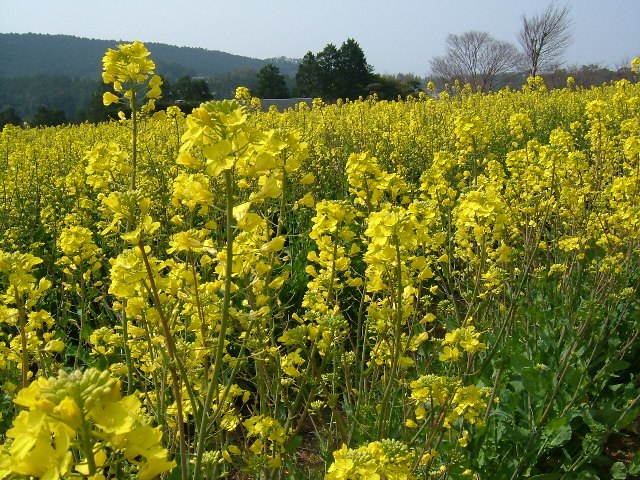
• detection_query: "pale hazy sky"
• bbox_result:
[1,0,638,75]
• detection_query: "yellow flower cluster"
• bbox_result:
[0,368,174,479]
[102,41,161,114]
[326,439,415,480]
[243,415,287,468]
[409,374,490,428]
[439,325,487,362]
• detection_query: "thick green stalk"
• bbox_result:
[79,410,97,475]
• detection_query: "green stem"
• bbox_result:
[79,411,97,475]
[193,168,234,478]
[74,270,85,370]
[130,89,137,190]
[283,342,318,434]
[14,287,29,388]
[121,304,135,395]
[191,259,209,387]
[377,237,404,438]
[137,239,188,480]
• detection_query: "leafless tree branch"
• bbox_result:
[517,3,573,76]
[430,31,521,91]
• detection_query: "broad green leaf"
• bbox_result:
[610,461,628,479]
[541,416,572,448]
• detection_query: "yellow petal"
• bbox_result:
[102,92,119,106]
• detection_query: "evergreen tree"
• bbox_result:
[316,43,341,99]
[367,73,423,100]
[294,52,322,97]
[255,64,289,98]
[294,39,374,101]
[337,38,373,99]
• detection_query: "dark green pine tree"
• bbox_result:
[337,38,374,100]
[316,43,341,100]
[294,51,322,97]
[255,64,289,99]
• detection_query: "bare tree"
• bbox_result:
[430,31,521,91]
[517,3,573,76]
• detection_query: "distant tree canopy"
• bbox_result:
[295,39,374,100]
[294,52,322,97]
[164,76,213,103]
[0,33,300,79]
[0,76,97,123]
[0,107,21,128]
[255,64,289,98]
[30,106,68,127]
[367,73,423,100]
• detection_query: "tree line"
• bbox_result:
[253,38,420,101]
[2,4,638,128]
[0,38,420,127]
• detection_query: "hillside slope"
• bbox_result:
[0,33,299,79]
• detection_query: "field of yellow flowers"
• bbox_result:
[0,43,639,479]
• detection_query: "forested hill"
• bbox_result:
[0,33,299,79]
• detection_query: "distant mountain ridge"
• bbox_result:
[0,33,300,79]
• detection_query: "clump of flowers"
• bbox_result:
[409,374,490,428]
[326,439,415,480]
[0,250,53,388]
[243,415,287,470]
[101,41,162,115]
[0,368,174,479]
[438,324,487,362]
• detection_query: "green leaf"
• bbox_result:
[167,461,182,480]
[605,359,630,374]
[529,474,561,480]
[566,470,600,479]
[629,449,640,475]
[509,380,524,393]
[521,367,539,394]
[541,416,572,448]
[509,352,532,372]
[610,461,628,479]
[284,435,303,453]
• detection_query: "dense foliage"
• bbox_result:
[0,43,639,479]
[295,39,373,100]
[255,65,290,99]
